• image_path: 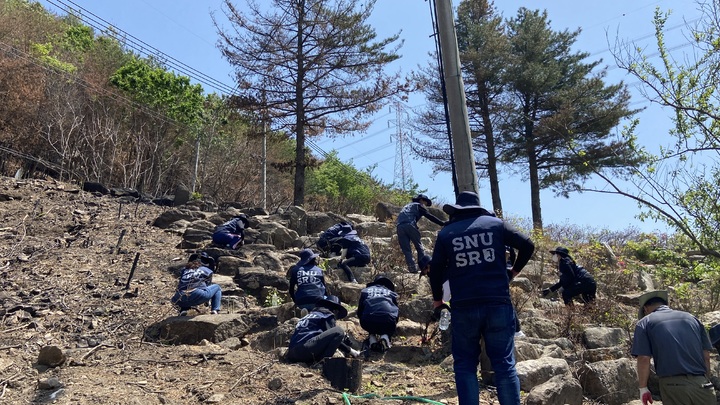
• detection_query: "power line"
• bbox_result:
[44,0,238,96]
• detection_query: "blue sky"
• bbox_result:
[36,0,702,233]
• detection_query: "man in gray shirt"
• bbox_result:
[631,290,715,405]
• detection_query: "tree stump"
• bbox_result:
[322,357,362,392]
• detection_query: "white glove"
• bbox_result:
[639,387,653,404]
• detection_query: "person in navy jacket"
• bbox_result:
[331,230,370,283]
[429,191,534,405]
[542,247,596,306]
[358,275,399,352]
[288,248,327,312]
[212,214,249,249]
[396,194,446,273]
[287,296,359,363]
[171,252,222,316]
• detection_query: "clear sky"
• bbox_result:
[36,0,703,233]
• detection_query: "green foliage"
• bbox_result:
[305,151,416,215]
[30,42,76,72]
[110,57,204,127]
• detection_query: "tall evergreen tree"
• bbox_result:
[503,8,639,230]
[214,0,406,206]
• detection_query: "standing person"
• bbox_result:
[541,247,596,306]
[632,290,715,405]
[212,214,249,249]
[287,296,360,363]
[171,253,222,316]
[396,194,446,273]
[429,191,535,405]
[331,230,370,283]
[288,248,327,316]
[357,275,399,352]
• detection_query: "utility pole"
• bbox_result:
[434,0,479,197]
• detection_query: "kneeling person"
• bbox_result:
[358,275,399,352]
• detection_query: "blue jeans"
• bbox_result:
[397,223,424,272]
[451,304,519,405]
[172,284,222,312]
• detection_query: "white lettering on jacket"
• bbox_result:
[451,232,495,268]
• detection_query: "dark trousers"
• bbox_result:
[562,278,597,305]
[287,326,348,363]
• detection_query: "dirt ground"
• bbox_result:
[0,177,509,405]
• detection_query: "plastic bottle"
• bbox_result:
[438,308,451,331]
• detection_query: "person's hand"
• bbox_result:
[639,387,652,404]
[541,288,551,297]
[432,301,449,321]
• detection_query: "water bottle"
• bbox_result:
[438,308,451,331]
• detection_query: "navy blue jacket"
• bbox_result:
[288,307,337,348]
[396,202,445,228]
[550,256,594,292]
[317,222,353,254]
[176,266,213,291]
[358,285,399,324]
[214,217,245,235]
[288,264,327,307]
[333,231,370,259]
[429,210,534,307]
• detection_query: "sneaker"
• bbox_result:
[348,348,361,358]
[380,334,391,351]
[351,279,358,284]
[514,331,526,338]
[300,308,309,317]
[210,310,219,315]
[369,335,381,352]
[179,310,188,316]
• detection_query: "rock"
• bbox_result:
[152,209,204,229]
[354,221,393,238]
[521,317,561,339]
[525,374,583,405]
[578,358,637,405]
[254,221,301,249]
[583,326,626,349]
[37,345,65,367]
[37,377,63,390]
[267,377,283,390]
[515,357,570,392]
[144,314,253,345]
[374,202,400,223]
[174,185,191,207]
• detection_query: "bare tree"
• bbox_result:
[214,0,407,206]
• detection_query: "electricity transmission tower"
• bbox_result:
[389,101,414,192]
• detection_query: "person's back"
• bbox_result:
[634,306,708,376]
[433,214,511,305]
[358,285,398,323]
[288,249,326,311]
[289,263,326,308]
[317,222,353,255]
[396,201,422,226]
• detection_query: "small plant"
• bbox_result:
[264,288,283,307]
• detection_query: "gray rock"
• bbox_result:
[516,357,570,392]
[578,358,637,405]
[583,327,627,349]
[354,221,393,238]
[523,317,562,339]
[526,374,584,405]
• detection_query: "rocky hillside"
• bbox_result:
[1,176,718,405]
